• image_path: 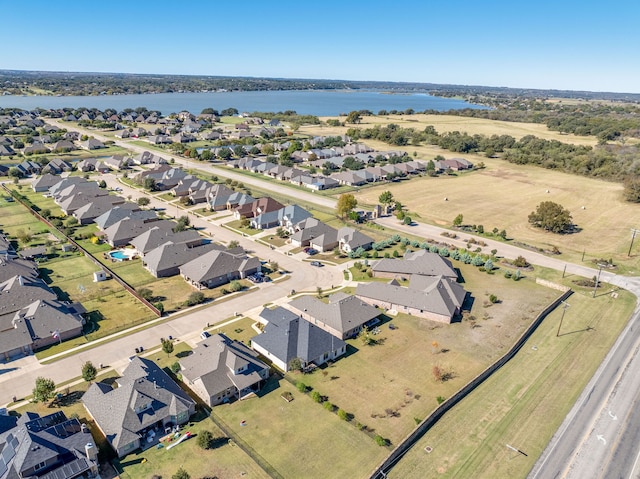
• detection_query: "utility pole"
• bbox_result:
[593,263,606,298]
[628,228,640,257]
[557,301,571,337]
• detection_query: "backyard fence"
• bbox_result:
[3,185,161,317]
[368,289,573,479]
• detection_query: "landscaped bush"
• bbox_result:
[323,401,334,412]
[296,381,307,393]
[374,435,388,446]
[197,430,213,449]
[311,391,323,403]
[337,409,349,421]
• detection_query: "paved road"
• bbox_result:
[528,303,640,479]
[31,120,640,477]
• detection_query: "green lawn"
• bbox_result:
[213,375,386,479]
[224,219,261,236]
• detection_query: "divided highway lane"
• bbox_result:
[528,303,640,479]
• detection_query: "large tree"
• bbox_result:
[33,377,56,403]
[623,176,640,203]
[528,201,574,233]
[337,193,358,219]
[81,361,97,382]
[345,111,362,124]
[378,191,394,206]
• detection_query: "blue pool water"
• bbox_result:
[109,250,129,260]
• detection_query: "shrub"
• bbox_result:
[374,435,388,446]
[513,255,529,268]
[504,270,512,279]
[296,381,307,393]
[489,294,498,303]
[81,361,97,382]
[170,362,181,373]
[436,396,446,404]
[337,409,348,421]
[197,430,213,450]
[323,401,334,412]
[311,391,323,403]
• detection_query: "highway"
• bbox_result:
[8,119,640,478]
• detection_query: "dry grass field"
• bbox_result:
[300,117,640,269]
[296,265,559,447]
[388,286,636,479]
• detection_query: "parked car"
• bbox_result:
[310,261,323,267]
[200,331,211,340]
[306,248,318,256]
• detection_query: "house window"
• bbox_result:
[34,461,47,471]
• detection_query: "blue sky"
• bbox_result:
[2,0,638,93]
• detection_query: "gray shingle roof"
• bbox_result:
[355,275,466,318]
[82,357,194,452]
[288,294,380,336]
[371,250,458,279]
[179,249,260,284]
[180,334,268,400]
[144,242,220,277]
[253,307,346,367]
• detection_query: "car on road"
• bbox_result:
[310,261,323,267]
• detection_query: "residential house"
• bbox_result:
[337,227,374,253]
[51,140,76,152]
[355,275,467,324]
[80,138,105,150]
[252,307,347,372]
[143,242,219,278]
[130,227,203,257]
[0,144,15,156]
[287,293,381,340]
[180,334,269,407]
[0,271,86,360]
[180,249,261,289]
[72,196,127,224]
[233,197,284,220]
[42,158,72,174]
[23,144,49,155]
[370,250,458,280]
[102,155,130,170]
[225,192,254,210]
[94,205,151,231]
[82,357,195,458]
[289,219,339,252]
[134,151,168,165]
[0,411,99,479]
[331,171,367,186]
[31,173,61,192]
[16,160,42,176]
[251,204,312,231]
[207,184,234,211]
[103,219,174,248]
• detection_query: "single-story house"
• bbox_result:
[338,227,374,253]
[287,293,381,340]
[180,249,261,289]
[252,307,347,372]
[355,275,467,323]
[371,250,458,280]
[180,334,270,407]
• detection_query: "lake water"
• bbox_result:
[0,90,486,116]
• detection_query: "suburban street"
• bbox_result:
[3,118,640,478]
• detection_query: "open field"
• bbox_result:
[298,118,639,269]
[388,282,636,479]
[331,113,601,146]
[351,168,639,269]
[296,264,559,447]
[214,375,387,479]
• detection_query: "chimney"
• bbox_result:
[85,442,98,462]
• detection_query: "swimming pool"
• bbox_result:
[108,250,135,261]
